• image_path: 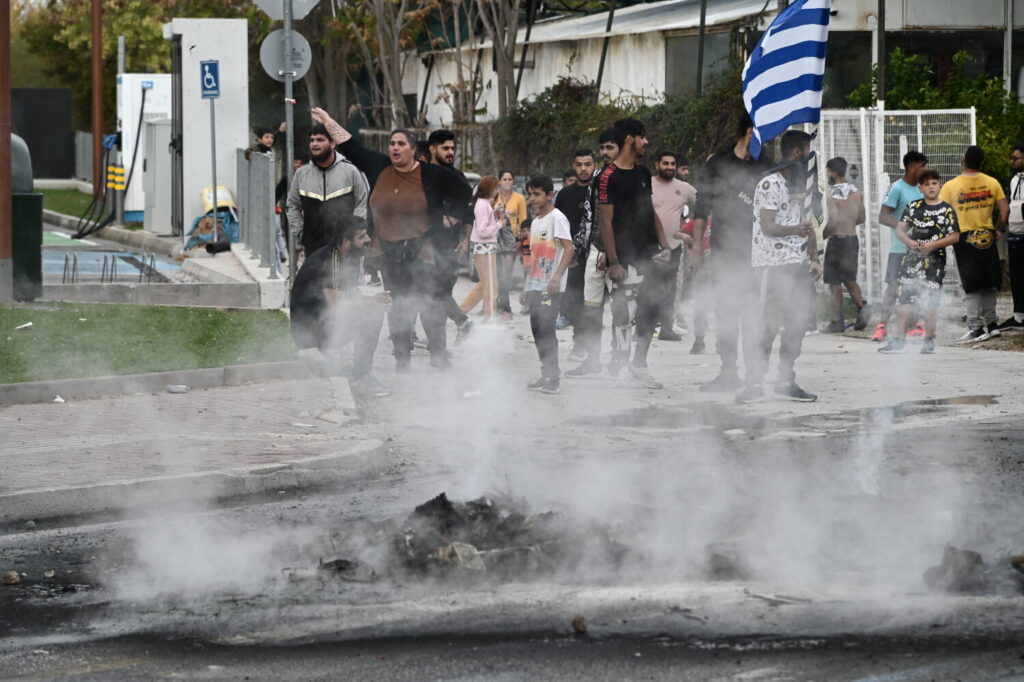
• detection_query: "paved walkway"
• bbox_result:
[0,378,376,513]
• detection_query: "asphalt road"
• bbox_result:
[3,316,1024,679]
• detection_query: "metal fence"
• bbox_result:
[810,107,976,302]
[236,149,280,279]
[74,131,93,183]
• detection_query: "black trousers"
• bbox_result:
[651,246,683,329]
[1009,237,1024,314]
[433,246,469,326]
[563,262,586,328]
[381,240,446,360]
[710,255,760,376]
[609,262,660,367]
[748,264,815,387]
[528,291,561,379]
[292,300,384,379]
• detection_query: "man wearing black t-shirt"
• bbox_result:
[692,113,772,392]
[555,148,596,360]
[598,118,670,389]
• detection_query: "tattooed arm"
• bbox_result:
[311,108,352,145]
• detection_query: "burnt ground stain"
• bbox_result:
[586,395,998,438]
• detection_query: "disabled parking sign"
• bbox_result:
[200,60,220,99]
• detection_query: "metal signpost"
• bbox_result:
[201,60,220,235]
[256,0,318,285]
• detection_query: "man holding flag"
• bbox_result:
[735,0,832,403]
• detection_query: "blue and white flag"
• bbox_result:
[742,0,832,159]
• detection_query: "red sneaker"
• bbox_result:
[870,323,886,342]
[907,323,926,339]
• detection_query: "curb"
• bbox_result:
[43,209,181,257]
[0,439,386,525]
[0,359,312,406]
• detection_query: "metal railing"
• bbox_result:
[236,148,280,279]
[62,253,79,284]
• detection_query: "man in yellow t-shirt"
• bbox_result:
[938,146,1009,343]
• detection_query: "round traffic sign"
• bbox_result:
[260,29,312,82]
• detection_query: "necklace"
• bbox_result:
[391,162,419,194]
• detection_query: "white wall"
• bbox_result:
[414,32,666,127]
[164,18,250,239]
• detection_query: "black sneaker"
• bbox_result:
[957,328,987,344]
[996,317,1024,332]
[454,319,474,346]
[540,378,561,395]
[986,325,1002,339]
[773,382,817,402]
[920,337,936,354]
[699,371,742,393]
[878,338,906,353]
[657,329,683,341]
[565,361,603,378]
[689,337,705,354]
[853,306,869,331]
[734,384,766,404]
[526,377,546,391]
[823,320,846,334]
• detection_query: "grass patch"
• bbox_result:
[39,189,95,219]
[0,303,297,384]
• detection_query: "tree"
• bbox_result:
[19,0,267,129]
[476,0,521,118]
[423,0,485,124]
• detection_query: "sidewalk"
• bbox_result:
[0,377,383,525]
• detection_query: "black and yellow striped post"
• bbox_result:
[107,160,126,225]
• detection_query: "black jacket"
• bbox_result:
[338,139,472,244]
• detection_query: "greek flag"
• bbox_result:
[742,0,832,160]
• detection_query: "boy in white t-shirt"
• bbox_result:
[522,174,575,394]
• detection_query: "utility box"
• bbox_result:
[163,18,249,242]
[143,118,174,234]
[116,73,172,221]
[11,134,42,301]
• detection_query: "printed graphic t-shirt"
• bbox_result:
[939,173,1005,233]
[525,208,572,292]
[882,179,923,255]
[751,172,806,268]
[898,199,960,284]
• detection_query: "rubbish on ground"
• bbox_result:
[1010,555,1024,577]
[2,571,21,585]
[166,385,190,394]
[744,590,811,606]
[23,520,36,530]
[53,396,64,403]
[79,318,87,322]
[43,570,55,578]
[572,615,587,634]
[290,422,314,428]
[320,492,625,582]
[15,322,32,331]
[923,546,988,593]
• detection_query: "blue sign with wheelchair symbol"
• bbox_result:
[200,61,220,99]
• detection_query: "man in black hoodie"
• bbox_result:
[691,113,772,392]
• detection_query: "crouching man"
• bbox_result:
[290,215,391,396]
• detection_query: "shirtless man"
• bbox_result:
[822,157,868,333]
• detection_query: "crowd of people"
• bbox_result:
[275,108,1024,403]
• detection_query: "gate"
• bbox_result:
[814,107,976,302]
